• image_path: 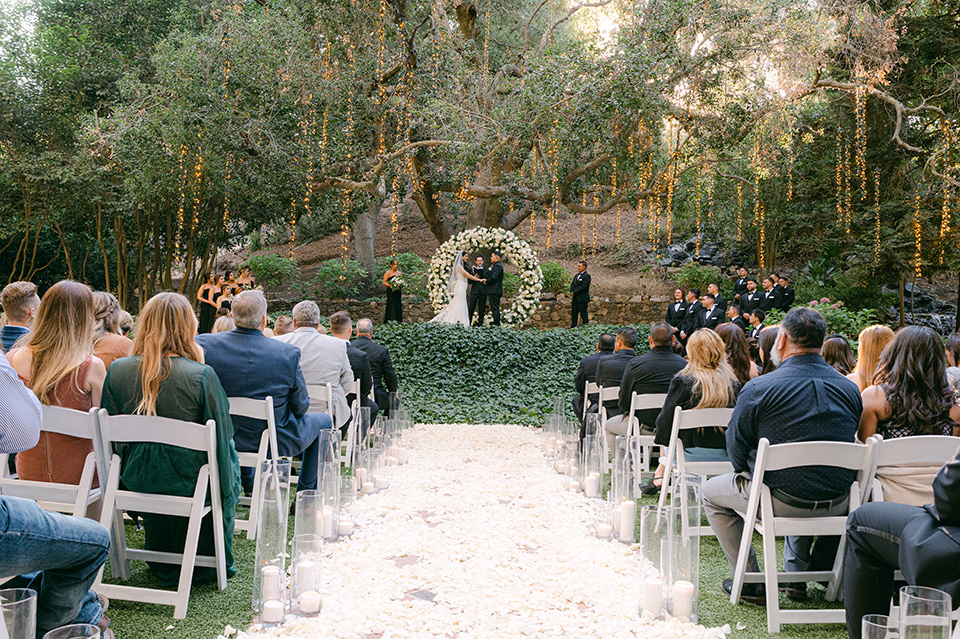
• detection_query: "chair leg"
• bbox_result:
[247,455,265,541]
[760,502,781,633]
[825,536,846,602]
[210,470,228,591]
[173,473,209,619]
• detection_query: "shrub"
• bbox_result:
[374,253,429,298]
[765,301,877,341]
[374,322,651,426]
[502,272,519,298]
[244,253,300,294]
[539,261,571,296]
[674,262,723,295]
[310,259,368,299]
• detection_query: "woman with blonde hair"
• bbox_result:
[101,291,241,586]
[847,324,895,391]
[93,291,132,369]
[6,281,107,486]
[640,329,741,494]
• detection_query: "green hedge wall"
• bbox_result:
[372,322,651,426]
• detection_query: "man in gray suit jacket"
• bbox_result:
[275,300,354,429]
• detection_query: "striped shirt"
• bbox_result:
[0,353,41,455]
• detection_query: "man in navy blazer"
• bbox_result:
[196,290,332,492]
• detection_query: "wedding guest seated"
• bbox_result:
[212,315,235,333]
[846,325,895,392]
[704,307,862,604]
[93,291,132,370]
[118,310,133,336]
[273,315,294,336]
[572,333,615,426]
[758,324,780,375]
[103,292,241,586]
[716,323,758,385]
[275,301,354,431]
[196,290,332,493]
[1,281,40,353]
[1,354,113,638]
[821,333,856,376]
[603,322,685,450]
[353,319,399,418]
[329,311,378,424]
[7,281,107,489]
[947,332,960,367]
[948,367,960,404]
[593,327,638,420]
[640,329,740,495]
[843,447,960,639]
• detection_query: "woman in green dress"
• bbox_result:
[101,292,241,587]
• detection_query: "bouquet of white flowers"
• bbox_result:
[387,275,405,289]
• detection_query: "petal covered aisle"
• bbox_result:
[228,424,730,639]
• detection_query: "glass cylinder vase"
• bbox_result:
[581,435,603,498]
[664,498,700,623]
[289,534,323,617]
[318,461,340,541]
[0,588,37,639]
[899,586,951,639]
[339,476,357,537]
[253,459,291,620]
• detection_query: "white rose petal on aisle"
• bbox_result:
[230,424,729,639]
[428,227,543,328]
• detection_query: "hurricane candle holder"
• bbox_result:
[42,624,100,639]
[293,489,323,540]
[613,457,637,543]
[253,459,291,620]
[581,435,603,498]
[289,534,323,617]
[543,414,561,458]
[899,586,952,639]
[388,392,400,417]
[595,497,614,540]
[552,396,565,417]
[0,588,37,639]
[584,413,602,439]
[664,488,700,624]
[639,505,666,618]
[318,462,340,541]
[374,440,391,491]
[339,476,357,537]
[360,449,378,495]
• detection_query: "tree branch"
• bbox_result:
[537,0,616,54]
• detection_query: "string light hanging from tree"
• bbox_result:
[855,85,867,199]
[914,190,923,278]
[874,168,881,266]
[736,182,743,242]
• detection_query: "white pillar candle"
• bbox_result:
[261,599,284,623]
[355,467,368,484]
[556,462,568,474]
[596,523,613,538]
[568,479,581,492]
[568,465,579,477]
[260,565,281,598]
[361,481,377,494]
[386,456,398,466]
[672,580,695,621]
[548,436,557,449]
[338,519,355,536]
[297,590,321,614]
[642,577,663,616]
[296,559,318,593]
[584,475,600,498]
[322,506,335,539]
[397,447,409,464]
[376,476,390,490]
[618,500,637,542]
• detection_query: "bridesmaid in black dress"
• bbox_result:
[196,273,218,333]
[383,259,403,323]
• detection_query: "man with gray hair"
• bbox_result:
[352,318,399,417]
[275,301,354,429]
[197,290,333,493]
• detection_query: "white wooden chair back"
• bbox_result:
[0,406,104,518]
[597,385,620,473]
[583,381,600,421]
[656,406,735,521]
[625,392,669,479]
[94,411,227,619]
[729,437,878,633]
[305,383,336,425]
[869,433,960,500]
[228,396,278,540]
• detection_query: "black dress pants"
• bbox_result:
[571,301,588,327]
[468,293,487,325]
[488,294,501,326]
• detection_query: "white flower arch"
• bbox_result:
[428,227,543,328]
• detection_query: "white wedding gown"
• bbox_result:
[430,263,471,326]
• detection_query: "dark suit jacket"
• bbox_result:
[486,262,504,296]
[730,316,749,333]
[665,300,689,329]
[594,348,636,416]
[733,278,749,299]
[782,287,795,310]
[470,265,487,297]
[748,324,764,340]
[695,306,725,331]
[570,271,591,303]
[741,291,762,314]
[759,288,782,312]
[714,294,728,313]
[352,336,398,410]
[617,346,688,428]
[680,301,703,336]
[196,327,311,457]
[346,343,374,400]
[574,351,612,404]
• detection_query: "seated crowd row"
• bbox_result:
[573,309,960,638]
[0,280,399,637]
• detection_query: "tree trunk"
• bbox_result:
[351,190,383,277]
[898,272,905,328]
[96,201,111,293]
[955,271,960,333]
[411,179,453,243]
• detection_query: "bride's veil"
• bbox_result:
[447,251,465,295]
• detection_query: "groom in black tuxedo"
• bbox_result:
[486,251,504,326]
[468,256,488,325]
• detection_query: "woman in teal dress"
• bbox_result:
[101,292,241,586]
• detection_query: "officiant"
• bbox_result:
[468,255,488,326]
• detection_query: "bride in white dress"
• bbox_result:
[430,251,486,326]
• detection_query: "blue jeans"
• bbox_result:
[0,496,110,636]
[683,447,731,462]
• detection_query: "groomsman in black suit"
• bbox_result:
[486,251,504,326]
[695,293,725,330]
[468,255,487,325]
[759,277,782,312]
[707,282,727,313]
[570,260,591,327]
[733,267,749,302]
[771,273,788,308]
[740,279,761,315]
[679,289,702,342]
[665,288,688,336]
[746,309,765,339]
[726,305,748,333]
[780,277,795,311]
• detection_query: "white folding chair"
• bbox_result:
[597,385,620,473]
[94,411,228,619]
[624,392,669,477]
[729,437,878,633]
[865,434,960,504]
[305,383,336,425]
[228,396,279,540]
[655,406,734,535]
[583,381,600,423]
[0,406,105,518]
